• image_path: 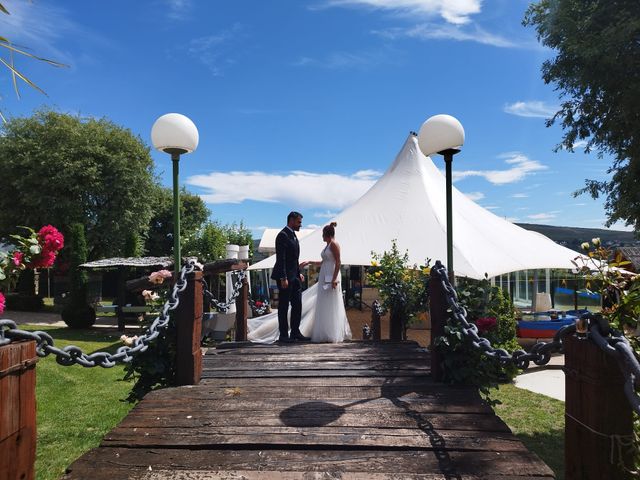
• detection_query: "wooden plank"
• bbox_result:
[62,448,555,479]
[60,340,555,479]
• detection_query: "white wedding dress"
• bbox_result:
[248,243,352,344]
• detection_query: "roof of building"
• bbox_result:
[617,246,640,271]
[80,257,173,269]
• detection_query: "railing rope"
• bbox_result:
[0,261,196,368]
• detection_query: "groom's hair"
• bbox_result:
[287,211,303,222]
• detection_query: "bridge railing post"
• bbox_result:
[235,276,249,341]
[175,270,203,385]
[428,266,447,382]
[0,340,37,480]
[371,302,381,341]
[564,334,635,479]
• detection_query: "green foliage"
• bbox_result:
[20,325,134,480]
[122,284,176,402]
[0,109,156,259]
[524,0,640,230]
[123,230,143,257]
[368,240,430,339]
[144,186,210,257]
[436,277,521,392]
[3,292,43,310]
[61,223,95,328]
[223,221,254,258]
[183,221,227,263]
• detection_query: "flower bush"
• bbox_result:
[0,225,64,314]
[367,240,431,340]
[434,275,520,397]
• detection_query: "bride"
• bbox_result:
[248,222,352,344]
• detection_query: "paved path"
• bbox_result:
[514,354,565,401]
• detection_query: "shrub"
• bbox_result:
[4,292,44,311]
[61,223,95,328]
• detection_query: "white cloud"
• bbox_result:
[318,0,481,25]
[185,23,244,76]
[572,140,588,149]
[527,212,557,221]
[164,0,192,20]
[504,101,557,118]
[374,23,515,48]
[483,205,500,210]
[511,193,528,198]
[453,152,548,185]
[293,48,399,69]
[186,169,381,209]
[314,210,340,218]
[464,191,485,201]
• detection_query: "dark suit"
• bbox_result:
[271,227,302,339]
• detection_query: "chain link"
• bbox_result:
[433,260,640,415]
[372,299,386,317]
[0,261,197,368]
[202,269,247,313]
[433,261,568,370]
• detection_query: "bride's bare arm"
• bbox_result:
[330,241,341,288]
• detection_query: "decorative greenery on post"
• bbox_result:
[61,223,96,328]
[368,240,430,340]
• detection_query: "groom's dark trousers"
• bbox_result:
[277,277,302,339]
[271,227,302,340]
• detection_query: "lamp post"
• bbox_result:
[417,114,465,284]
[151,113,199,274]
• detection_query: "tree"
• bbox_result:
[144,186,211,257]
[524,1,640,231]
[0,109,157,259]
[61,223,95,328]
[183,221,227,263]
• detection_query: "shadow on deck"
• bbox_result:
[63,341,554,479]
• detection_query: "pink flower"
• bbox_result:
[475,316,497,334]
[12,251,24,267]
[0,292,5,315]
[149,270,172,285]
[37,225,64,252]
[29,250,57,269]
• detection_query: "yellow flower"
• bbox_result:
[371,260,378,267]
[374,271,382,278]
[422,267,431,275]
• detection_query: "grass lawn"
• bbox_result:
[489,383,565,480]
[21,325,136,480]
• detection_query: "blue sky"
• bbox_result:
[0,0,627,237]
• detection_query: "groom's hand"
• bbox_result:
[299,274,305,283]
[280,278,288,289]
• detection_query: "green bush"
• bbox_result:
[61,223,95,328]
[4,292,44,311]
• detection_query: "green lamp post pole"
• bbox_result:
[171,151,182,273]
[151,113,199,278]
[441,148,460,284]
[417,114,465,285]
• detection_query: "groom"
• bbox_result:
[271,211,310,343]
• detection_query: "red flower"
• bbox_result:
[12,251,24,267]
[29,250,57,269]
[0,292,5,315]
[37,225,64,252]
[475,316,497,334]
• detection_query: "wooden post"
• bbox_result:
[235,277,249,341]
[371,301,381,341]
[175,270,203,386]
[429,265,447,382]
[564,334,635,479]
[116,266,127,332]
[0,341,38,480]
[389,308,402,341]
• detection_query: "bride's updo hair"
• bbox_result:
[323,222,337,238]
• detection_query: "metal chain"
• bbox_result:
[434,260,640,415]
[372,299,386,317]
[202,269,247,313]
[433,261,568,370]
[0,261,196,368]
[248,298,270,316]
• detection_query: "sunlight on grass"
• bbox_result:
[21,325,135,480]
[490,383,565,480]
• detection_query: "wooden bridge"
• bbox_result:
[62,341,554,479]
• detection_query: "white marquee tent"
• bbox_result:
[250,134,581,280]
